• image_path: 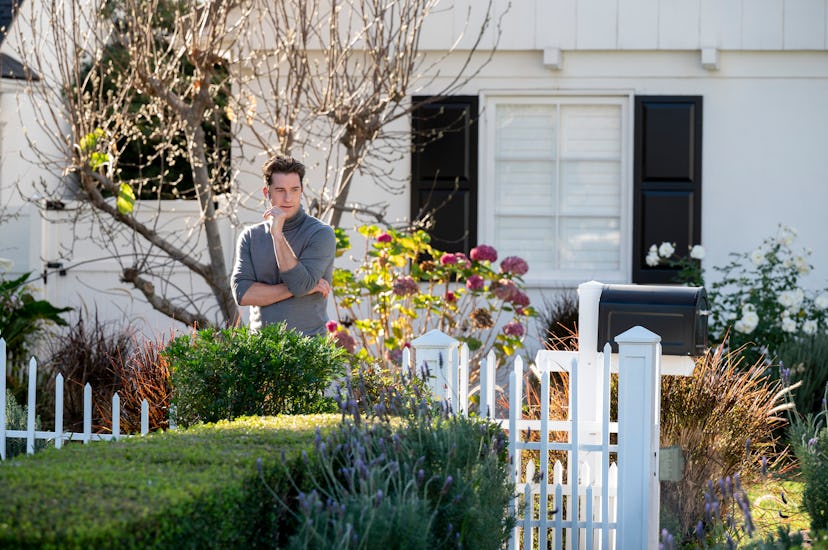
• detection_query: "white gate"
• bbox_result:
[411,324,665,549]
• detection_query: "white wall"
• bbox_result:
[3,0,827,348]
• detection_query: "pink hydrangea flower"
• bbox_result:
[454,252,469,266]
[466,274,485,291]
[491,279,517,301]
[392,276,419,296]
[444,291,457,303]
[470,244,498,263]
[500,256,529,276]
[511,290,530,307]
[502,321,525,337]
[325,320,339,333]
[334,330,356,353]
[440,253,459,265]
[377,233,392,243]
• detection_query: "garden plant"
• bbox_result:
[647,225,828,369]
[163,323,348,426]
[331,225,535,370]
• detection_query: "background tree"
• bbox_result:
[10,0,503,327]
[237,0,502,227]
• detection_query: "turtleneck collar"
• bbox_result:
[282,205,307,232]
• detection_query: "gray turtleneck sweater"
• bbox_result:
[230,207,336,335]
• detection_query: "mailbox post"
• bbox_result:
[410,329,461,406]
[536,280,709,542]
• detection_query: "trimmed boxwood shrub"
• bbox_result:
[164,323,347,426]
[0,415,339,548]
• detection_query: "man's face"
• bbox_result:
[265,172,303,218]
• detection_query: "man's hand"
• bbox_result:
[309,278,331,298]
[264,205,287,237]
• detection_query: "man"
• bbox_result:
[231,154,336,335]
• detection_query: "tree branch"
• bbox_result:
[121,267,213,328]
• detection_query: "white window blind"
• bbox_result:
[485,96,628,283]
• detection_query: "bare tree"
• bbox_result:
[10,0,503,327]
[236,0,504,227]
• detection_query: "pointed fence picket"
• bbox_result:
[1,338,150,460]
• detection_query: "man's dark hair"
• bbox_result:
[262,154,306,186]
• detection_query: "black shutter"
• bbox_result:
[633,96,702,284]
[410,96,478,254]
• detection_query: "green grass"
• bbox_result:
[747,473,810,541]
[0,414,340,549]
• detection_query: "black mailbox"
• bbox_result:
[597,284,708,355]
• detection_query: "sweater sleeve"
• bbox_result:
[230,229,255,305]
[280,225,336,297]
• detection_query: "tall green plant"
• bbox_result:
[163,324,347,426]
[777,333,828,418]
[789,383,828,531]
[0,270,71,369]
[332,225,535,368]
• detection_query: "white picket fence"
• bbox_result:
[0,338,150,460]
[410,322,665,550]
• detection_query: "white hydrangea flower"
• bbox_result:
[803,320,818,335]
[793,255,811,275]
[777,225,797,246]
[781,316,797,333]
[689,245,705,260]
[724,311,738,321]
[734,311,759,334]
[816,293,828,310]
[750,248,765,267]
[649,244,658,254]
[645,252,660,267]
[778,288,805,311]
[658,242,675,258]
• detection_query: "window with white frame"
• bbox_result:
[481,95,630,285]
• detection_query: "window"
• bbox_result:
[481,94,631,285]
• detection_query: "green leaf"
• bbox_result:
[89,151,110,171]
[79,128,105,152]
[117,183,136,214]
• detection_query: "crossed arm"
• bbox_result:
[238,278,329,306]
[231,218,333,308]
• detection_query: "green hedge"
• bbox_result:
[164,324,346,426]
[0,415,340,549]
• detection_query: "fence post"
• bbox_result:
[1,338,6,460]
[55,374,64,449]
[576,281,605,486]
[410,329,460,409]
[615,326,661,550]
[27,358,37,455]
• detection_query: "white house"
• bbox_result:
[2,0,828,344]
